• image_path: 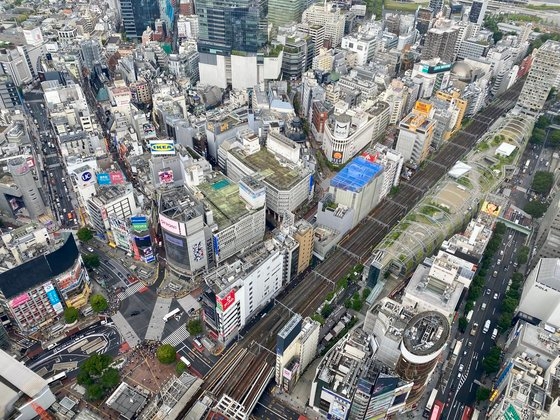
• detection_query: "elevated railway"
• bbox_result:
[191,81,524,417]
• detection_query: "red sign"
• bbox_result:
[109,171,125,184]
[361,152,378,162]
[216,289,236,312]
[26,156,35,168]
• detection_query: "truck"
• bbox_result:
[466,310,474,322]
[483,320,491,334]
[424,389,438,417]
[471,323,479,336]
[453,339,463,357]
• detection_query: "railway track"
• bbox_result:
[192,81,524,416]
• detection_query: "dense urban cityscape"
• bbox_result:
[0,0,559,419]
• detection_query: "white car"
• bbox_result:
[87,247,94,252]
[458,364,464,372]
[493,293,499,300]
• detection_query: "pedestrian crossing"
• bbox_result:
[117,282,145,300]
[162,325,191,347]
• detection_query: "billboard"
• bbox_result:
[331,151,343,164]
[216,289,236,312]
[421,63,452,74]
[109,171,125,184]
[79,170,95,185]
[283,368,294,381]
[212,234,220,256]
[44,283,63,314]
[149,140,176,155]
[10,293,30,308]
[361,152,379,162]
[192,241,204,261]
[482,201,501,217]
[97,173,111,185]
[26,156,35,168]
[158,169,174,184]
[414,101,433,115]
[131,216,149,232]
[159,214,181,235]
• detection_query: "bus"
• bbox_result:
[193,338,204,352]
[163,308,181,322]
[180,356,191,367]
[424,389,438,417]
[46,372,67,384]
[429,400,445,420]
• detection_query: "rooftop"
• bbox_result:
[0,349,48,402]
[231,148,308,190]
[93,184,133,204]
[535,259,560,291]
[330,155,383,193]
[197,174,252,228]
[106,383,148,420]
[402,311,449,356]
[0,234,79,299]
[159,187,204,223]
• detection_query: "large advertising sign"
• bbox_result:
[149,140,176,155]
[482,201,501,217]
[131,216,149,232]
[10,293,30,308]
[44,283,64,314]
[158,169,174,184]
[361,152,379,163]
[109,171,125,184]
[331,151,343,165]
[216,289,236,312]
[97,173,111,185]
[79,170,94,185]
[159,214,181,235]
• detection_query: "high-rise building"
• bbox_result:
[516,40,560,116]
[395,311,449,408]
[269,0,306,27]
[7,157,46,219]
[429,0,444,15]
[534,192,560,262]
[302,3,346,48]
[422,24,459,63]
[119,0,161,39]
[415,8,433,36]
[395,111,436,165]
[196,0,268,88]
[468,0,488,26]
[80,39,103,72]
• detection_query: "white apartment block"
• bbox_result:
[302,3,346,48]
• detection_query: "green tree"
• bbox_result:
[498,312,513,331]
[532,171,554,195]
[458,317,469,333]
[321,303,334,319]
[156,344,176,364]
[476,386,492,402]
[464,300,474,313]
[90,294,108,313]
[176,360,187,375]
[535,115,551,129]
[64,306,79,324]
[77,227,94,242]
[549,129,560,149]
[517,246,529,265]
[483,346,502,374]
[524,200,549,218]
[494,222,506,235]
[81,354,112,377]
[82,253,100,269]
[502,297,519,314]
[187,319,203,336]
[530,128,547,145]
[100,367,120,389]
[362,288,371,300]
[87,383,105,400]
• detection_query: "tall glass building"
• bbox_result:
[120,0,161,39]
[196,0,267,55]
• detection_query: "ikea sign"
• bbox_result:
[149,140,176,155]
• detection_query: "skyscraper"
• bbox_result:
[516,40,560,116]
[196,0,269,88]
[269,0,306,27]
[468,0,488,25]
[7,157,46,219]
[120,0,161,39]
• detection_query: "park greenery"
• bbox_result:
[90,294,108,313]
[156,343,177,364]
[64,306,79,324]
[531,171,554,195]
[77,227,94,242]
[77,354,120,400]
[82,253,100,269]
[187,319,203,336]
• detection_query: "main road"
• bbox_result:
[184,81,525,416]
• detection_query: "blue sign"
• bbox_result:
[131,216,147,224]
[309,174,314,193]
[44,284,61,306]
[97,173,111,185]
[213,234,220,256]
[81,171,93,182]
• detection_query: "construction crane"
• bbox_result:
[31,401,52,420]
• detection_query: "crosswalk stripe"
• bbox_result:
[162,326,190,347]
[117,282,145,300]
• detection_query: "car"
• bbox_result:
[458,364,464,372]
[87,247,94,252]
[481,303,487,310]
[457,373,462,379]
[497,259,501,265]
[486,288,491,295]
[494,293,499,300]
[504,265,509,271]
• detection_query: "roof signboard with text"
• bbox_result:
[216,289,236,312]
[149,139,176,155]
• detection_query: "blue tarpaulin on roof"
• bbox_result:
[330,156,383,192]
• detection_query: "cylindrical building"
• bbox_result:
[395,311,449,408]
[7,157,45,219]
